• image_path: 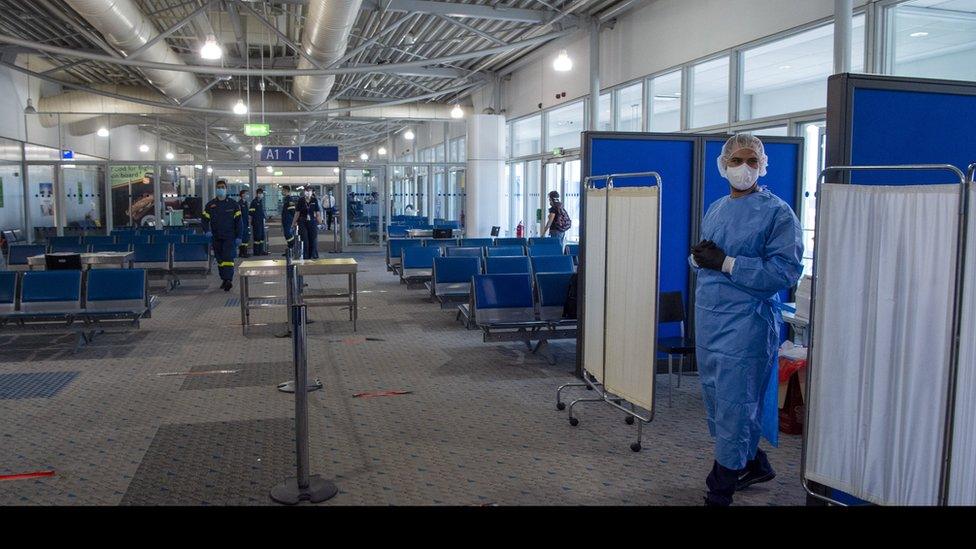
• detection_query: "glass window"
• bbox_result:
[690,56,730,128]
[546,101,585,151]
[457,136,466,162]
[648,70,682,132]
[110,165,157,228]
[511,116,541,158]
[598,92,613,131]
[61,165,106,237]
[614,82,643,131]
[525,159,541,236]
[799,120,826,275]
[510,162,525,233]
[0,139,25,239]
[886,0,976,81]
[435,143,445,163]
[740,17,865,120]
[27,165,56,242]
[751,125,790,136]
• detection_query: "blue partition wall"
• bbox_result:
[583,134,695,339]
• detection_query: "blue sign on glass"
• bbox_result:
[260,146,338,162]
[61,149,74,160]
[299,146,339,162]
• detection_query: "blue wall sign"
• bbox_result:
[61,149,74,160]
[260,146,338,163]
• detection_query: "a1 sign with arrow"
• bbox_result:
[260,146,339,163]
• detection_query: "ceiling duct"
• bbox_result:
[292,0,364,108]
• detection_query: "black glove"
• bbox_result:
[692,240,727,271]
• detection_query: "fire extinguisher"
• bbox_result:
[516,220,524,239]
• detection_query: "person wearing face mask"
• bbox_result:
[689,133,803,506]
[249,188,267,256]
[237,190,251,258]
[201,179,243,291]
[324,188,337,231]
[295,187,322,259]
[280,185,299,256]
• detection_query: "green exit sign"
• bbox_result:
[244,123,270,137]
[552,147,565,157]
[274,171,283,176]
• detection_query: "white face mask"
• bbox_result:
[304,191,312,198]
[725,164,759,191]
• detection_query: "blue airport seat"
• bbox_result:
[388,225,408,238]
[163,227,194,235]
[49,236,81,247]
[426,238,458,248]
[172,243,210,269]
[486,246,525,257]
[116,234,150,245]
[151,233,184,245]
[83,235,116,246]
[432,257,482,300]
[528,236,561,247]
[494,237,527,247]
[6,244,47,270]
[434,220,460,230]
[564,244,579,256]
[183,234,212,245]
[446,246,483,258]
[400,246,442,282]
[85,268,147,312]
[461,238,493,248]
[110,229,134,236]
[485,256,531,274]
[388,238,424,271]
[132,243,171,269]
[20,270,83,312]
[528,243,563,257]
[472,273,536,325]
[0,271,16,312]
[531,255,575,274]
[536,272,574,321]
[92,243,131,253]
[51,243,90,254]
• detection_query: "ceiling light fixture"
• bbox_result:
[254,143,263,151]
[206,166,213,174]
[778,65,792,70]
[378,147,387,155]
[266,165,274,173]
[139,143,149,153]
[404,129,415,140]
[451,104,464,119]
[553,49,573,72]
[909,31,929,38]
[333,167,340,174]
[165,152,174,160]
[96,127,110,137]
[233,99,248,115]
[360,152,369,161]
[199,35,223,60]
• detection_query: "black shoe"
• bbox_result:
[736,470,776,491]
[221,280,231,291]
[704,494,731,507]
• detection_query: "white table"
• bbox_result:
[28,251,134,270]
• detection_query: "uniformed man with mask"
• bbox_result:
[280,185,299,256]
[295,186,322,259]
[237,189,251,258]
[250,188,267,256]
[201,179,243,291]
[324,188,337,231]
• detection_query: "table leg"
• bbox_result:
[240,275,247,335]
[352,272,358,332]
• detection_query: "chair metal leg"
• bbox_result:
[678,355,683,388]
[668,354,673,407]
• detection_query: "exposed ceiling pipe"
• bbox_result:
[292,0,364,107]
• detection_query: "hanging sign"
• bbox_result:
[244,123,271,137]
[260,146,339,163]
[61,149,74,160]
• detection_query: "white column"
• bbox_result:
[465,114,506,238]
[834,0,853,74]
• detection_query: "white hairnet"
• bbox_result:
[716,133,768,177]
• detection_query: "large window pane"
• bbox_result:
[110,165,156,228]
[27,165,56,242]
[512,116,541,157]
[0,139,24,239]
[510,162,525,233]
[741,17,865,120]
[648,70,682,132]
[887,0,976,81]
[61,165,106,237]
[546,101,585,150]
[690,56,730,128]
[598,93,612,131]
[615,82,643,131]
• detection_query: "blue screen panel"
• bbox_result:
[702,140,799,216]
[851,88,976,184]
[586,137,695,338]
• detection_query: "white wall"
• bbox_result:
[502,0,869,119]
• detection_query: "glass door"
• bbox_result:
[448,166,465,230]
[344,167,384,247]
[109,164,156,229]
[60,164,106,237]
[542,158,580,242]
[27,164,57,242]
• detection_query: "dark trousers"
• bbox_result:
[239,225,251,256]
[282,222,296,251]
[326,208,336,230]
[300,221,318,259]
[251,220,265,254]
[213,237,237,282]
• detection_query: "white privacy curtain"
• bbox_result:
[583,188,607,384]
[949,186,976,505]
[806,183,960,506]
[603,187,659,411]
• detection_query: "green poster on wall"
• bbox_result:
[0,176,4,208]
[77,181,83,205]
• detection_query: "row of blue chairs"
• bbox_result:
[4,242,212,271]
[426,256,576,304]
[0,268,154,349]
[387,237,576,273]
[47,234,210,247]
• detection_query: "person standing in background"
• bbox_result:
[280,185,298,256]
[325,188,337,231]
[542,191,572,247]
[237,189,251,258]
[295,186,322,259]
[201,179,243,292]
[249,188,267,256]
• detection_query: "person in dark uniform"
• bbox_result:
[250,187,267,256]
[280,185,299,257]
[237,189,251,258]
[201,179,243,291]
[295,186,322,259]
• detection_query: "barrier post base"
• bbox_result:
[270,475,338,505]
[277,379,324,393]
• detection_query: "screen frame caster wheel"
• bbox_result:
[569,417,579,427]
[630,442,641,452]
[625,416,635,425]
[556,402,565,411]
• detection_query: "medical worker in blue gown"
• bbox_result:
[690,133,804,506]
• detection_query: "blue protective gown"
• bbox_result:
[691,186,803,470]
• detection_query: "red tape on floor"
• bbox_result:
[352,390,412,399]
[156,370,239,377]
[0,470,56,482]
